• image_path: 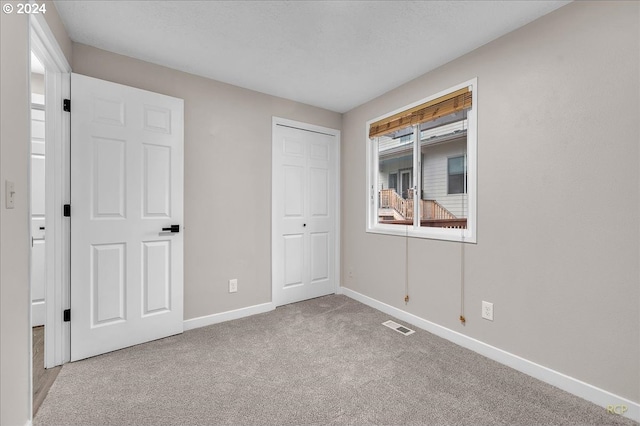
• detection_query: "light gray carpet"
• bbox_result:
[35,295,636,426]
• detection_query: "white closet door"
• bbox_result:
[272,122,337,306]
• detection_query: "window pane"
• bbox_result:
[448,156,464,175]
[448,173,465,194]
[377,126,414,226]
[448,156,466,195]
[419,110,468,230]
[388,173,397,193]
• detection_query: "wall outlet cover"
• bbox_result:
[482,301,494,321]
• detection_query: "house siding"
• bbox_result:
[421,138,468,218]
[378,155,412,192]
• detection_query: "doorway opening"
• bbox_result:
[30,50,62,415]
[29,12,72,421]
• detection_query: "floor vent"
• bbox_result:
[382,320,415,335]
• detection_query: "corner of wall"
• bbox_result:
[1,7,31,426]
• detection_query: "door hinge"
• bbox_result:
[63,204,71,217]
[63,309,71,322]
[63,99,71,112]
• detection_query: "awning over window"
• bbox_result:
[369,87,472,139]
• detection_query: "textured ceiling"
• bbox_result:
[54,1,570,113]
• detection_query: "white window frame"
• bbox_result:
[366,78,477,243]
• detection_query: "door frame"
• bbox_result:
[271,117,341,306]
[29,12,71,380]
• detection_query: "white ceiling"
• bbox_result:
[54,0,570,113]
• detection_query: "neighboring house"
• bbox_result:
[376,111,468,228]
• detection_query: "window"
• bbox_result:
[366,79,477,243]
[388,173,397,192]
[448,156,466,195]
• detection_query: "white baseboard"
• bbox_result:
[340,286,640,423]
[25,420,33,426]
[183,302,275,331]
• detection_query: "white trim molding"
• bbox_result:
[30,13,70,72]
[340,286,640,423]
[183,302,275,331]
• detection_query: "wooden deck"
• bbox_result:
[378,188,466,229]
[379,218,468,229]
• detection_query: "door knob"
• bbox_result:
[162,225,180,233]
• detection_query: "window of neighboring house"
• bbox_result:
[399,169,412,199]
[366,78,477,243]
[388,173,398,192]
[448,156,466,195]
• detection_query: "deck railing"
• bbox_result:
[379,188,409,219]
[378,189,465,228]
[379,189,457,220]
[379,218,468,229]
[420,199,457,220]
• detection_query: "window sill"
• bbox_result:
[366,224,476,244]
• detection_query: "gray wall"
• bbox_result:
[72,43,342,320]
[1,9,31,425]
[44,0,73,65]
[341,1,639,402]
[1,2,72,424]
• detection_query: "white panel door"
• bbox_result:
[31,106,46,327]
[273,122,337,306]
[71,73,184,361]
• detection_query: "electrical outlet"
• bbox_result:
[229,279,238,293]
[482,301,494,321]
